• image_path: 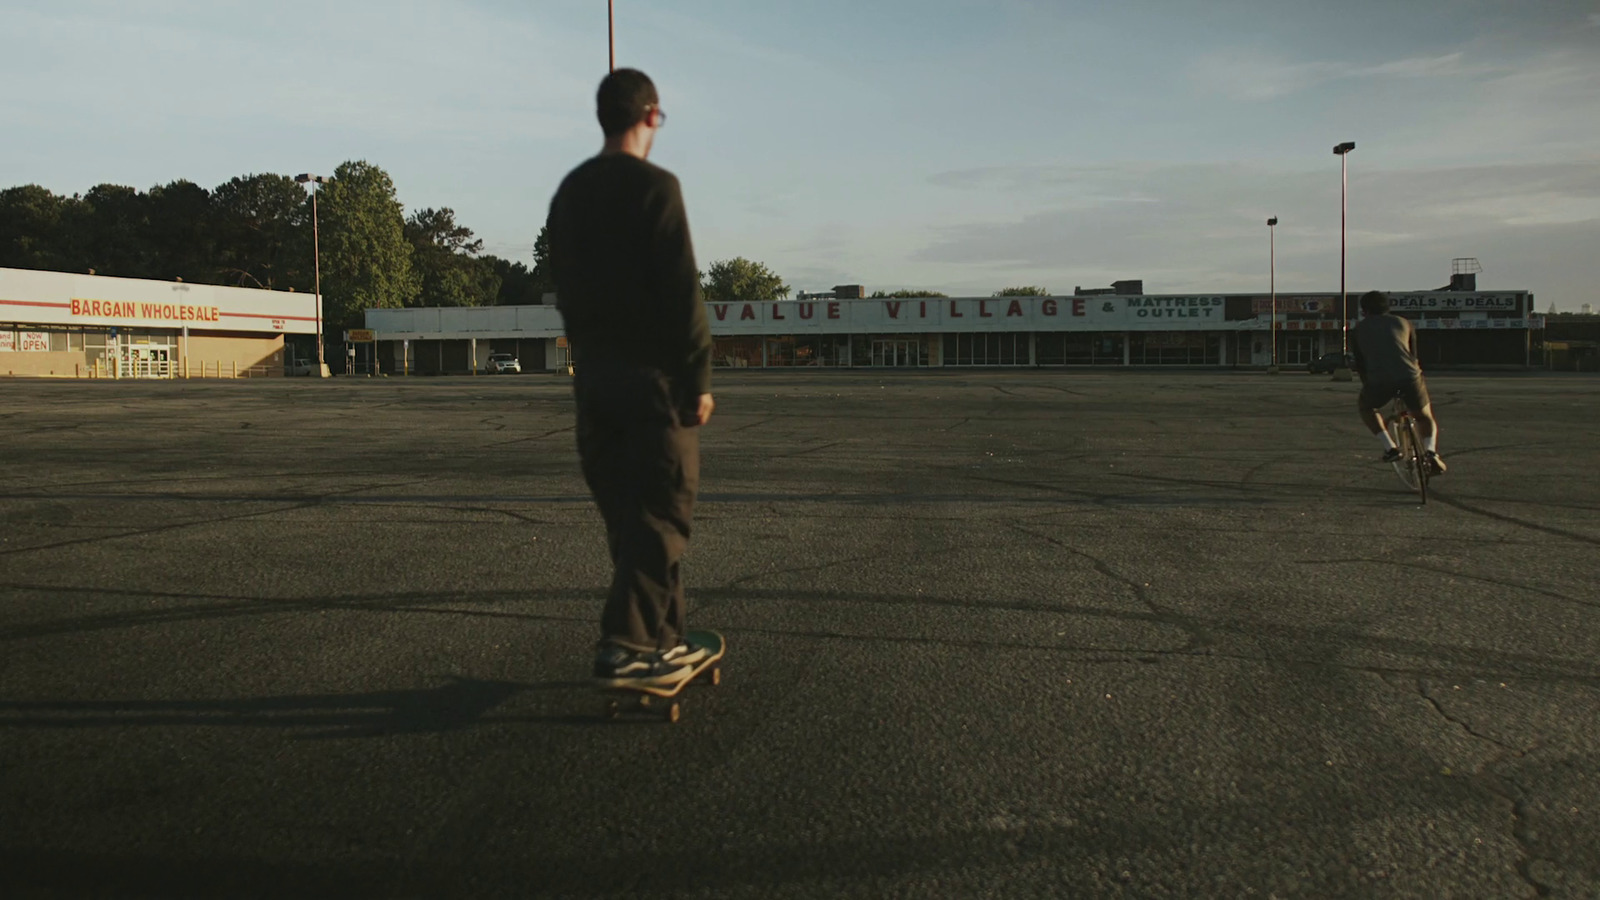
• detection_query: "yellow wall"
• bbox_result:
[181,333,284,377]
[0,351,88,377]
[0,332,284,378]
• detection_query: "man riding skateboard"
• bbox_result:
[546,68,716,690]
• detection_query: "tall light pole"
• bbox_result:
[608,0,615,71]
[1333,141,1355,361]
[1267,216,1278,372]
[295,173,329,378]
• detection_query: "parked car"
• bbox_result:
[487,353,521,374]
[1308,352,1355,374]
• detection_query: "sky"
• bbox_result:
[2,0,1598,309]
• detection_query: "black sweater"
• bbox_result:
[547,153,712,395]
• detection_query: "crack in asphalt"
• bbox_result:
[1413,678,1550,897]
[1008,523,1216,654]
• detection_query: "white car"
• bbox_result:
[487,353,521,374]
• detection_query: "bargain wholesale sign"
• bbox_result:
[0,267,317,335]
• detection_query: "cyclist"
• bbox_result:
[1351,290,1446,474]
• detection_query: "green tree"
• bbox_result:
[870,289,948,298]
[0,185,86,271]
[317,160,419,332]
[81,184,152,278]
[995,285,1049,296]
[529,225,555,298]
[404,207,500,307]
[212,173,311,291]
[484,256,545,306]
[145,179,217,284]
[701,257,789,302]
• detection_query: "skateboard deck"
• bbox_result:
[601,630,725,723]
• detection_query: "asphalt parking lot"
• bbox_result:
[2,370,1597,898]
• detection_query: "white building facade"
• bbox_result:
[1,267,318,378]
[366,288,1537,374]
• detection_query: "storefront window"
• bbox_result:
[761,335,849,367]
[940,332,1030,366]
[1035,332,1125,365]
[712,336,762,368]
[1128,332,1219,365]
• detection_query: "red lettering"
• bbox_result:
[1006,300,1023,317]
[949,300,964,318]
[887,301,903,319]
[713,304,729,321]
[772,303,786,321]
[827,302,840,319]
[740,304,756,321]
[1042,299,1058,316]
[980,300,993,318]
[799,302,815,320]
[919,301,927,318]
[1072,298,1086,317]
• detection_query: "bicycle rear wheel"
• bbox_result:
[1389,417,1423,495]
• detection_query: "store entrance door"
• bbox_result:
[120,343,172,378]
[1284,336,1316,366]
[871,340,921,367]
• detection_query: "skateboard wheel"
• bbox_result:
[667,702,681,724]
[605,699,620,719]
[710,667,722,687]
[638,694,652,708]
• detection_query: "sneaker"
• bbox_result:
[1381,448,1402,464]
[593,643,693,689]
[660,640,709,669]
[1424,451,1447,475]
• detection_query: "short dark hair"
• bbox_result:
[597,69,658,137]
[1360,290,1390,316]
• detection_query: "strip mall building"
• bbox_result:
[0,267,316,378]
[365,286,1539,373]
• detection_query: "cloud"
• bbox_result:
[1190,50,1493,101]
[911,158,1600,302]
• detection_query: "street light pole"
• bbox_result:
[1333,141,1355,356]
[1332,141,1356,380]
[1267,216,1278,372]
[608,0,615,72]
[296,173,329,378]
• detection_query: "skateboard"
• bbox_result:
[601,630,725,723]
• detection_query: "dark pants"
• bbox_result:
[574,360,699,652]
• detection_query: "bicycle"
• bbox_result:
[1383,396,1429,504]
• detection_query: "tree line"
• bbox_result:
[0,161,555,340]
[2,160,1056,338]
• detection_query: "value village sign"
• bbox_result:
[706,295,1234,335]
[699,291,1531,336]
